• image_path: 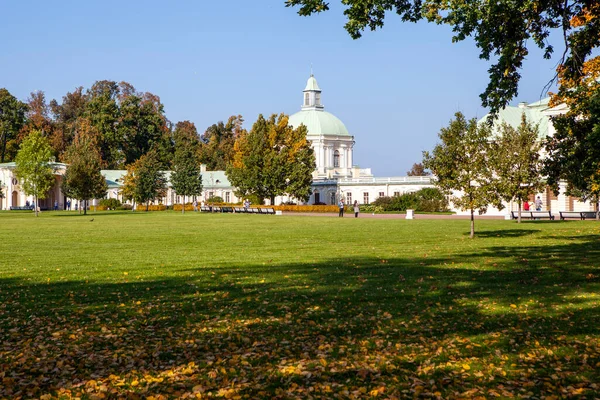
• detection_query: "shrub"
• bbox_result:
[207,196,224,204]
[117,204,133,211]
[135,204,167,211]
[173,203,195,211]
[414,187,449,212]
[98,198,122,210]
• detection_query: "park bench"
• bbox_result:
[200,206,211,212]
[212,206,222,213]
[249,207,260,214]
[581,211,598,220]
[234,207,245,213]
[559,211,584,220]
[9,206,33,211]
[259,207,275,214]
[511,211,555,220]
[221,206,234,213]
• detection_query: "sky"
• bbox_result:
[0,0,562,176]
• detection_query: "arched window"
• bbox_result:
[304,93,310,106]
[334,150,340,167]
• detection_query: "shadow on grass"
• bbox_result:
[470,228,541,238]
[1,235,600,398]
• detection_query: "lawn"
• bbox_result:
[1,211,599,399]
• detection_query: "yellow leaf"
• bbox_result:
[462,363,471,370]
[319,358,327,367]
[510,304,517,309]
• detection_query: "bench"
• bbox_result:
[200,206,211,212]
[212,206,222,213]
[558,211,598,220]
[221,206,234,213]
[234,207,245,213]
[259,207,275,214]
[511,211,555,220]
[9,206,33,211]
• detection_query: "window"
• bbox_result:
[314,192,320,204]
[304,93,310,106]
[379,192,385,198]
[346,192,352,204]
[393,191,400,197]
[315,92,321,105]
[334,150,340,167]
[330,192,336,205]
[209,192,214,199]
[225,192,230,203]
[363,192,369,204]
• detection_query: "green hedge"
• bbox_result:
[372,188,449,212]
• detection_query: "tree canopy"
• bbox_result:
[286,0,600,114]
[0,88,27,163]
[170,121,203,213]
[121,149,167,211]
[199,115,244,170]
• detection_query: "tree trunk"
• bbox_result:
[83,199,87,215]
[596,197,599,220]
[182,195,185,214]
[146,201,149,212]
[35,195,39,217]
[132,201,136,212]
[517,200,522,224]
[270,195,275,206]
[470,208,475,239]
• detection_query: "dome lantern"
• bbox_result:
[302,74,324,111]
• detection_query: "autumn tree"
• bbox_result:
[286,0,600,114]
[227,114,315,205]
[170,121,203,213]
[50,86,88,159]
[407,162,430,176]
[61,120,108,216]
[545,86,600,219]
[423,113,502,238]
[121,149,167,211]
[491,116,544,223]
[0,88,28,162]
[200,115,244,170]
[14,130,56,217]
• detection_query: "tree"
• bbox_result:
[61,120,108,216]
[407,162,430,176]
[545,86,600,219]
[491,116,544,223]
[227,114,315,205]
[14,130,55,216]
[0,88,27,162]
[121,149,167,211]
[50,86,88,160]
[171,121,203,213]
[423,113,502,238]
[286,0,600,114]
[200,115,244,170]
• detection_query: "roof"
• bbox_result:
[304,75,321,92]
[100,169,231,188]
[202,170,231,188]
[0,161,68,169]
[289,109,350,136]
[478,97,551,140]
[101,170,127,188]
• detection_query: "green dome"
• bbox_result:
[288,109,350,136]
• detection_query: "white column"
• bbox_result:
[320,144,326,172]
[340,146,346,168]
[348,146,353,169]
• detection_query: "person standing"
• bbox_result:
[535,196,543,211]
[54,200,58,211]
[193,199,198,212]
[523,200,530,211]
[338,198,345,217]
[353,200,360,218]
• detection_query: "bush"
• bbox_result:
[257,205,338,213]
[207,196,224,204]
[415,187,449,212]
[98,198,122,210]
[135,204,167,211]
[173,203,195,211]
[371,188,448,212]
[117,204,133,211]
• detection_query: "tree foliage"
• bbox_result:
[200,116,244,170]
[406,162,430,176]
[227,114,315,204]
[121,149,167,211]
[0,88,28,162]
[491,116,544,223]
[286,0,600,114]
[14,130,55,216]
[61,120,108,216]
[423,113,502,238]
[545,86,600,217]
[170,121,203,213]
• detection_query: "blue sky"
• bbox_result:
[0,0,561,176]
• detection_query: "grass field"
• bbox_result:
[1,211,600,399]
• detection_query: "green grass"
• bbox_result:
[1,211,600,398]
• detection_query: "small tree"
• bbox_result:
[121,148,167,211]
[170,123,203,214]
[14,130,56,216]
[423,113,502,238]
[61,122,108,216]
[491,115,544,223]
[407,162,430,176]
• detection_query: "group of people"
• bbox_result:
[523,196,543,211]
[338,198,360,218]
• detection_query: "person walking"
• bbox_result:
[338,198,345,217]
[193,199,198,212]
[353,200,360,218]
[535,196,543,211]
[54,200,58,211]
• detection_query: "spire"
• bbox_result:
[302,74,323,111]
